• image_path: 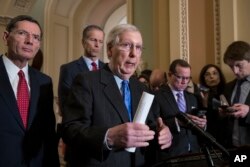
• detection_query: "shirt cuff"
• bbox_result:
[104,129,113,150]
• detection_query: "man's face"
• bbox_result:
[226,59,250,79]
[204,67,220,87]
[108,31,142,80]
[168,65,191,91]
[3,20,41,63]
[83,30,104,59]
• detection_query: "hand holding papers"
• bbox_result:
[125,92,154,152]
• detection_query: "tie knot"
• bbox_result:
[18,70,25,78]
[176,92,183,98]
[122,80,129,85]
[238,79,246,85]
[91,62,98,71]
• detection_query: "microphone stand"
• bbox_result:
[176,112,230,165]
[201,143,215,167]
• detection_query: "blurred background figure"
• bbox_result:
[199,64,226,141]
[31,49,43,71]
[185,79,200,96]
[149,68,167,92]
[137,69,152,88]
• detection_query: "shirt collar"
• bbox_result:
[3,55,29,81]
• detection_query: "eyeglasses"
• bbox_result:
[117,42,143,54]
[12,30,41,43]
[87,38,103,46]
[173,73,191,81]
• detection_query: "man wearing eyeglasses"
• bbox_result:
[61,24,172,167]
[0,15,59,167]
[152,59,207,159]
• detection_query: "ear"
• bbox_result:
[107,44,112,59]
[2,31,9,45]
[81,39,85,46]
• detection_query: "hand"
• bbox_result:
[200,91,209,108]
[157,117,172,149]
[107,123,155,149]
[228,103,249,118]
[187,114,207,128]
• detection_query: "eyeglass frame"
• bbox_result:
[172,73,192,81]
[116,42,144,54]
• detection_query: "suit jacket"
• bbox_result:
[61,65,157,167]
[58,56,105,113]
[0,56,59,167]
[152,84,201,159]
[222,79,250,148]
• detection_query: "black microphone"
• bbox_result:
[176,112,230,157]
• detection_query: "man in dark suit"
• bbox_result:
[152,59,207,159]
[58,25,105,166]
[0,15,59,167]
[61,24,172,167]
[58,25,105,113]
[220,41,250,148]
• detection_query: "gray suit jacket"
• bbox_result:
[61,65,157,167]
[222,79,250,148]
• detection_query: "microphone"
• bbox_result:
[176,112,230,157]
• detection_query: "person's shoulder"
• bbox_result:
[62,58,82,68]
[29,67,52,83]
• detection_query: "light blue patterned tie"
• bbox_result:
[176,92,186,112]
[122,80,132,121]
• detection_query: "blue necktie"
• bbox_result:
[122,80,132,121]
[176,92,186,112]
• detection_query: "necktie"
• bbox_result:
[17,70,30,128]
[91,62,98,71]
[121,80,132,121]
[233,79,245,104]
[176,92,186,112]
[232,79,245,146]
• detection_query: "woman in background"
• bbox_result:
[199,64,226,143]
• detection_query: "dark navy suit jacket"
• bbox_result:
[152,84,201,159]
[58,56,105,113]
[0,56,59,167]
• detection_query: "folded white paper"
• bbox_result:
[125,92,155,153]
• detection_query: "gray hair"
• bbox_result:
[106,24,141,48]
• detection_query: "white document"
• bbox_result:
[125,92,155,153]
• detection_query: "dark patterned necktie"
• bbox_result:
[91,62,98,71]
[233,79,245,103]
[122,80,132,121]
[17,70,30,128]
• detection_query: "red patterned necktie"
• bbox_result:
[91,62,98,71]
[17,70,30,128]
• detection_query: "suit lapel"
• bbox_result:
[183,91,192,112]
[77,57,89,72]
[27,68,40,129]
[0,56,25,130]
[101,66,131,123]
[161,85,180,115]
[129,77,142,119]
